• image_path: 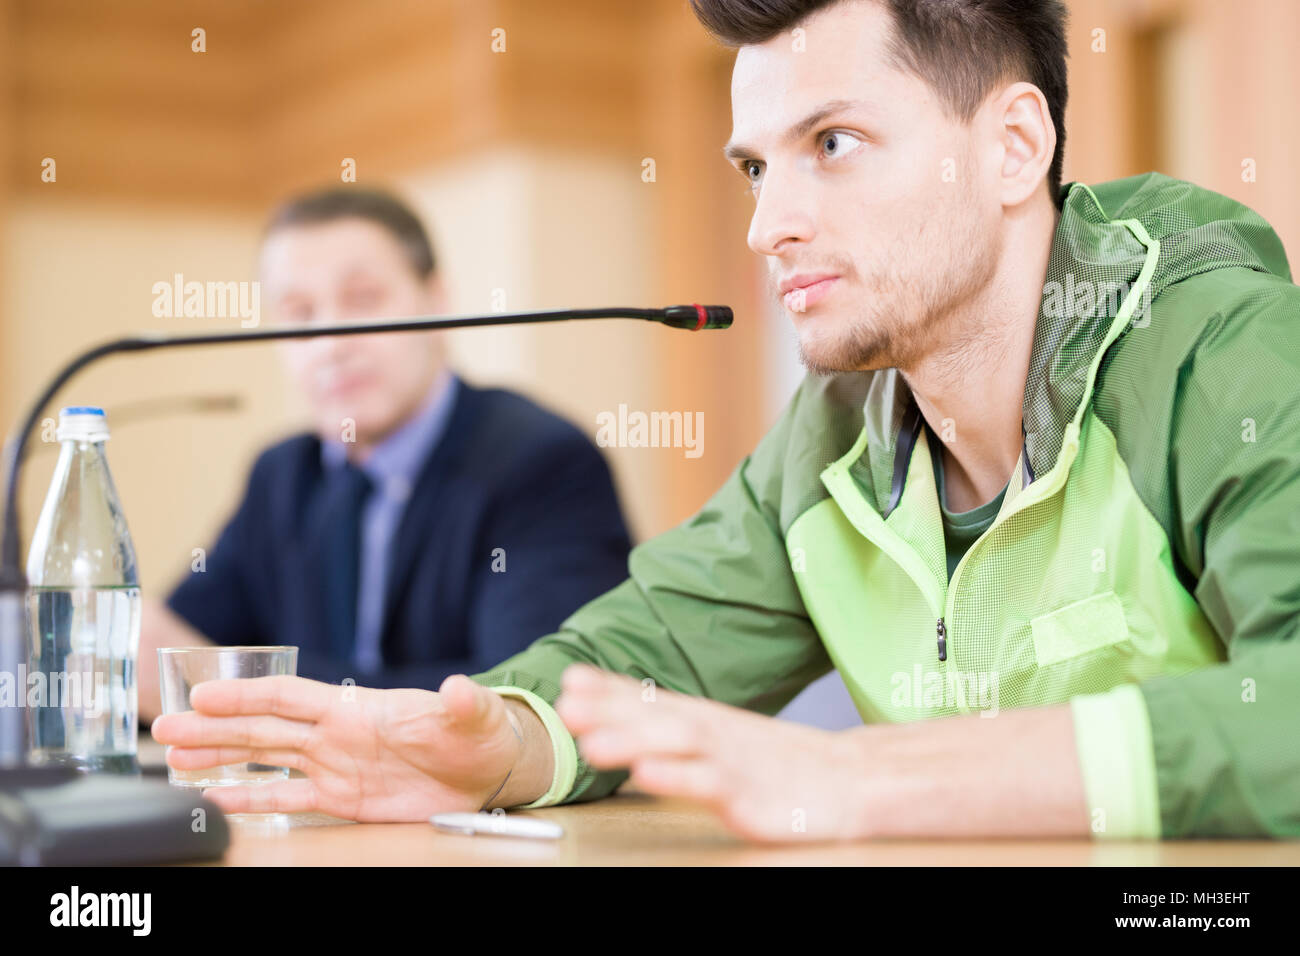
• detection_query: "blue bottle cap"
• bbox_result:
[57,406,110,441]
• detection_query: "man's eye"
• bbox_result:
[821,131,863,159]
[740,161,763,195]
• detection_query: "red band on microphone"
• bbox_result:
[692,303,707,331]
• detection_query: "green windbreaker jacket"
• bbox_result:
[473,172,1300,839]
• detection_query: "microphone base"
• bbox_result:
[0,766,231,865]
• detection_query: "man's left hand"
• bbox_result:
[555,663,869,843]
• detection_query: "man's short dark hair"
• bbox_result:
[262,187,438,279]
[690,0,1070,206]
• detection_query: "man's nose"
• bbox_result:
[300,307,351,356]
[746,167,815,257]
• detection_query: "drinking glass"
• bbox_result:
[157,645,298,790]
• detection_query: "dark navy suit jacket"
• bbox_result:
[166,381,632,689]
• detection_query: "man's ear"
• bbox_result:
[423,273,450,311]
[991,81,1055,207]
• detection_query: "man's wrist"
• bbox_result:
[491,698,553,809]
[835,705,1094,839]
[478,705,525,810]
[832,727,883,840]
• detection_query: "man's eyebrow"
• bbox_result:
[723,98,870,162]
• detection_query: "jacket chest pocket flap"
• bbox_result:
[1030,590,1130,667]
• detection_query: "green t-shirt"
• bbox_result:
[931,441,1007,581]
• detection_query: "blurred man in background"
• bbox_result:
[137,188,632,721]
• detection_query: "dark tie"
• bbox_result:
[317,461,374,661]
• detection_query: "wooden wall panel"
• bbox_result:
[6,0,666,205]
[1,0,16,417]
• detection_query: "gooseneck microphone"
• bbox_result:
[0,302,732,766]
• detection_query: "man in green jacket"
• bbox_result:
[152,0,1300,841]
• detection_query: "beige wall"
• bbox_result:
[3,196,285,593]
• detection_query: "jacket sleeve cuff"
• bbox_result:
[1069,683,1162,840]
[488,685,579,808]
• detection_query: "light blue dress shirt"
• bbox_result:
[320,369,459,672]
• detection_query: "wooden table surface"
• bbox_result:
[140,736,1300,866]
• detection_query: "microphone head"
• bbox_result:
[661,304,733,331]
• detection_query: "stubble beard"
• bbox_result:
[793,219,1002,378]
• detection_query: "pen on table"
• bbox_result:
[430,811,564,840]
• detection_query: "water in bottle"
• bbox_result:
[25,406,141,773]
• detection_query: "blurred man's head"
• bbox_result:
[259,188,449,454]
[698,0,1067,374]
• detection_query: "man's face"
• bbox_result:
[726,0,1002,374]
[261,218,447,448]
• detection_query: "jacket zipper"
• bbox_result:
[936,424,1082,664]
[928,216,1158,667]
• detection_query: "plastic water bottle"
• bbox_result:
[25,406,141,773]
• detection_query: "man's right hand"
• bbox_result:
[149,673,554,821]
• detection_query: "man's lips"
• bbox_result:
[780,275,840,312]
[320,374,372,398]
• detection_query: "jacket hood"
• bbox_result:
[1020,171,1290,482]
